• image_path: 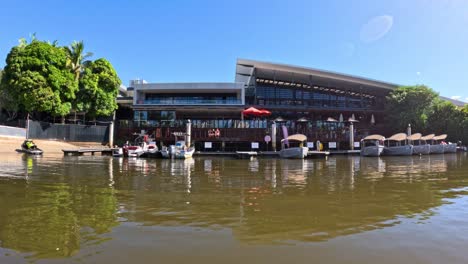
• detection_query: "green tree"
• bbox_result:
[427,100,465,142]
[1,40,78,119]
[385,85,438,133]
[76,58,121,118]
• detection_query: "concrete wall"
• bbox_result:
[0,125,26,138]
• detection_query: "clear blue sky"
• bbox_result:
[1,0,467,101]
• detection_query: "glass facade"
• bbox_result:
[143,93,240,105]
[251,83,379,110]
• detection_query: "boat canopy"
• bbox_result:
[386,133,408,141]
[363,134,385,141]
[283,134,307,142]
[433,134,447,141]
[421,134,435,140]
[407,133,422,141]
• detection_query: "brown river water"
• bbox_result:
[0,152,467,263]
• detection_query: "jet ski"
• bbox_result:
[16,139,43,155]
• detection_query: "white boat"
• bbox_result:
[383,133,413,156]
[126,145,144,157]
[429,134,446,154]
[444,143,457,153]
[413,144,430,155]
[432,135,457,153]
[161,145,177,158]
[112,148,123,157]
[144,141,159,154]
[173,141,195,159]
[430,144,445,154]
[279,134,308,159]
[408,133,430,155]
[360,134,385,157]
[160,146,171,158]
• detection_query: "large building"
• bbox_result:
[116,59,462,151]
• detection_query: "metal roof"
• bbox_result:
[236,58,399,91]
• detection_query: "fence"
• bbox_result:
[0,125,26,138]
[28,121,109,142]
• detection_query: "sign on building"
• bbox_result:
[329,142,337,149]
[307,142,314,149]
[251,142,259,149]
[204,142,212,149]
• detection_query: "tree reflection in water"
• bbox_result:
[0,156,119,259]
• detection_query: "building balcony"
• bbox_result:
[137,99,243,105]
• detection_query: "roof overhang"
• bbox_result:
[134,82,244,94]
[236,58,398,93]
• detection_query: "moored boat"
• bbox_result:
[429,134,445,154]
[279,134,308,159]
[173,141,195,159]
[144,141,159,154]
[408,133,430,155]
[383,133,413,156]
[360,134,385,157]
[444,143,457,153]
[112,148,124,157]
[125,145,145,157]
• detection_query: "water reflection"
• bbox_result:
[0,156,119,259]
[0,153,466,260]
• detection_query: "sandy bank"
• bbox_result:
[0,137,104,154]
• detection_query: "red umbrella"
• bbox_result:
[259,109,271,116]
[242,107,262,116]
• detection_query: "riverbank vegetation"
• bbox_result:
[386,85,468,143]
[0,36,121,123]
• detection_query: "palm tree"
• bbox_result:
[65,41,93,123]
[66,41,93,81]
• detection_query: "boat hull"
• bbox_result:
[444,143,457,153]
[279,147,308,159]
[174,148,195,159]
[112,148,123,157]
[360,145,384,157]
[127,147,144,157]
[16,148,43,155]
[161,150,170,158]
[383,145,413,156]
[413,144,430,155]
[430,144,444,154]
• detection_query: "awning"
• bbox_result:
[386,133,408,141]
[421,134,435,141]
[407,133,422,141]
[283,134,307,142]
[326,117,338,122]
[433,134,447,141]
[363,134,385,141]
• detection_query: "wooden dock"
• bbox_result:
[307,150,330,157]
[236,151,258,159]
[62,148,117,156]
[329,150,360,155]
